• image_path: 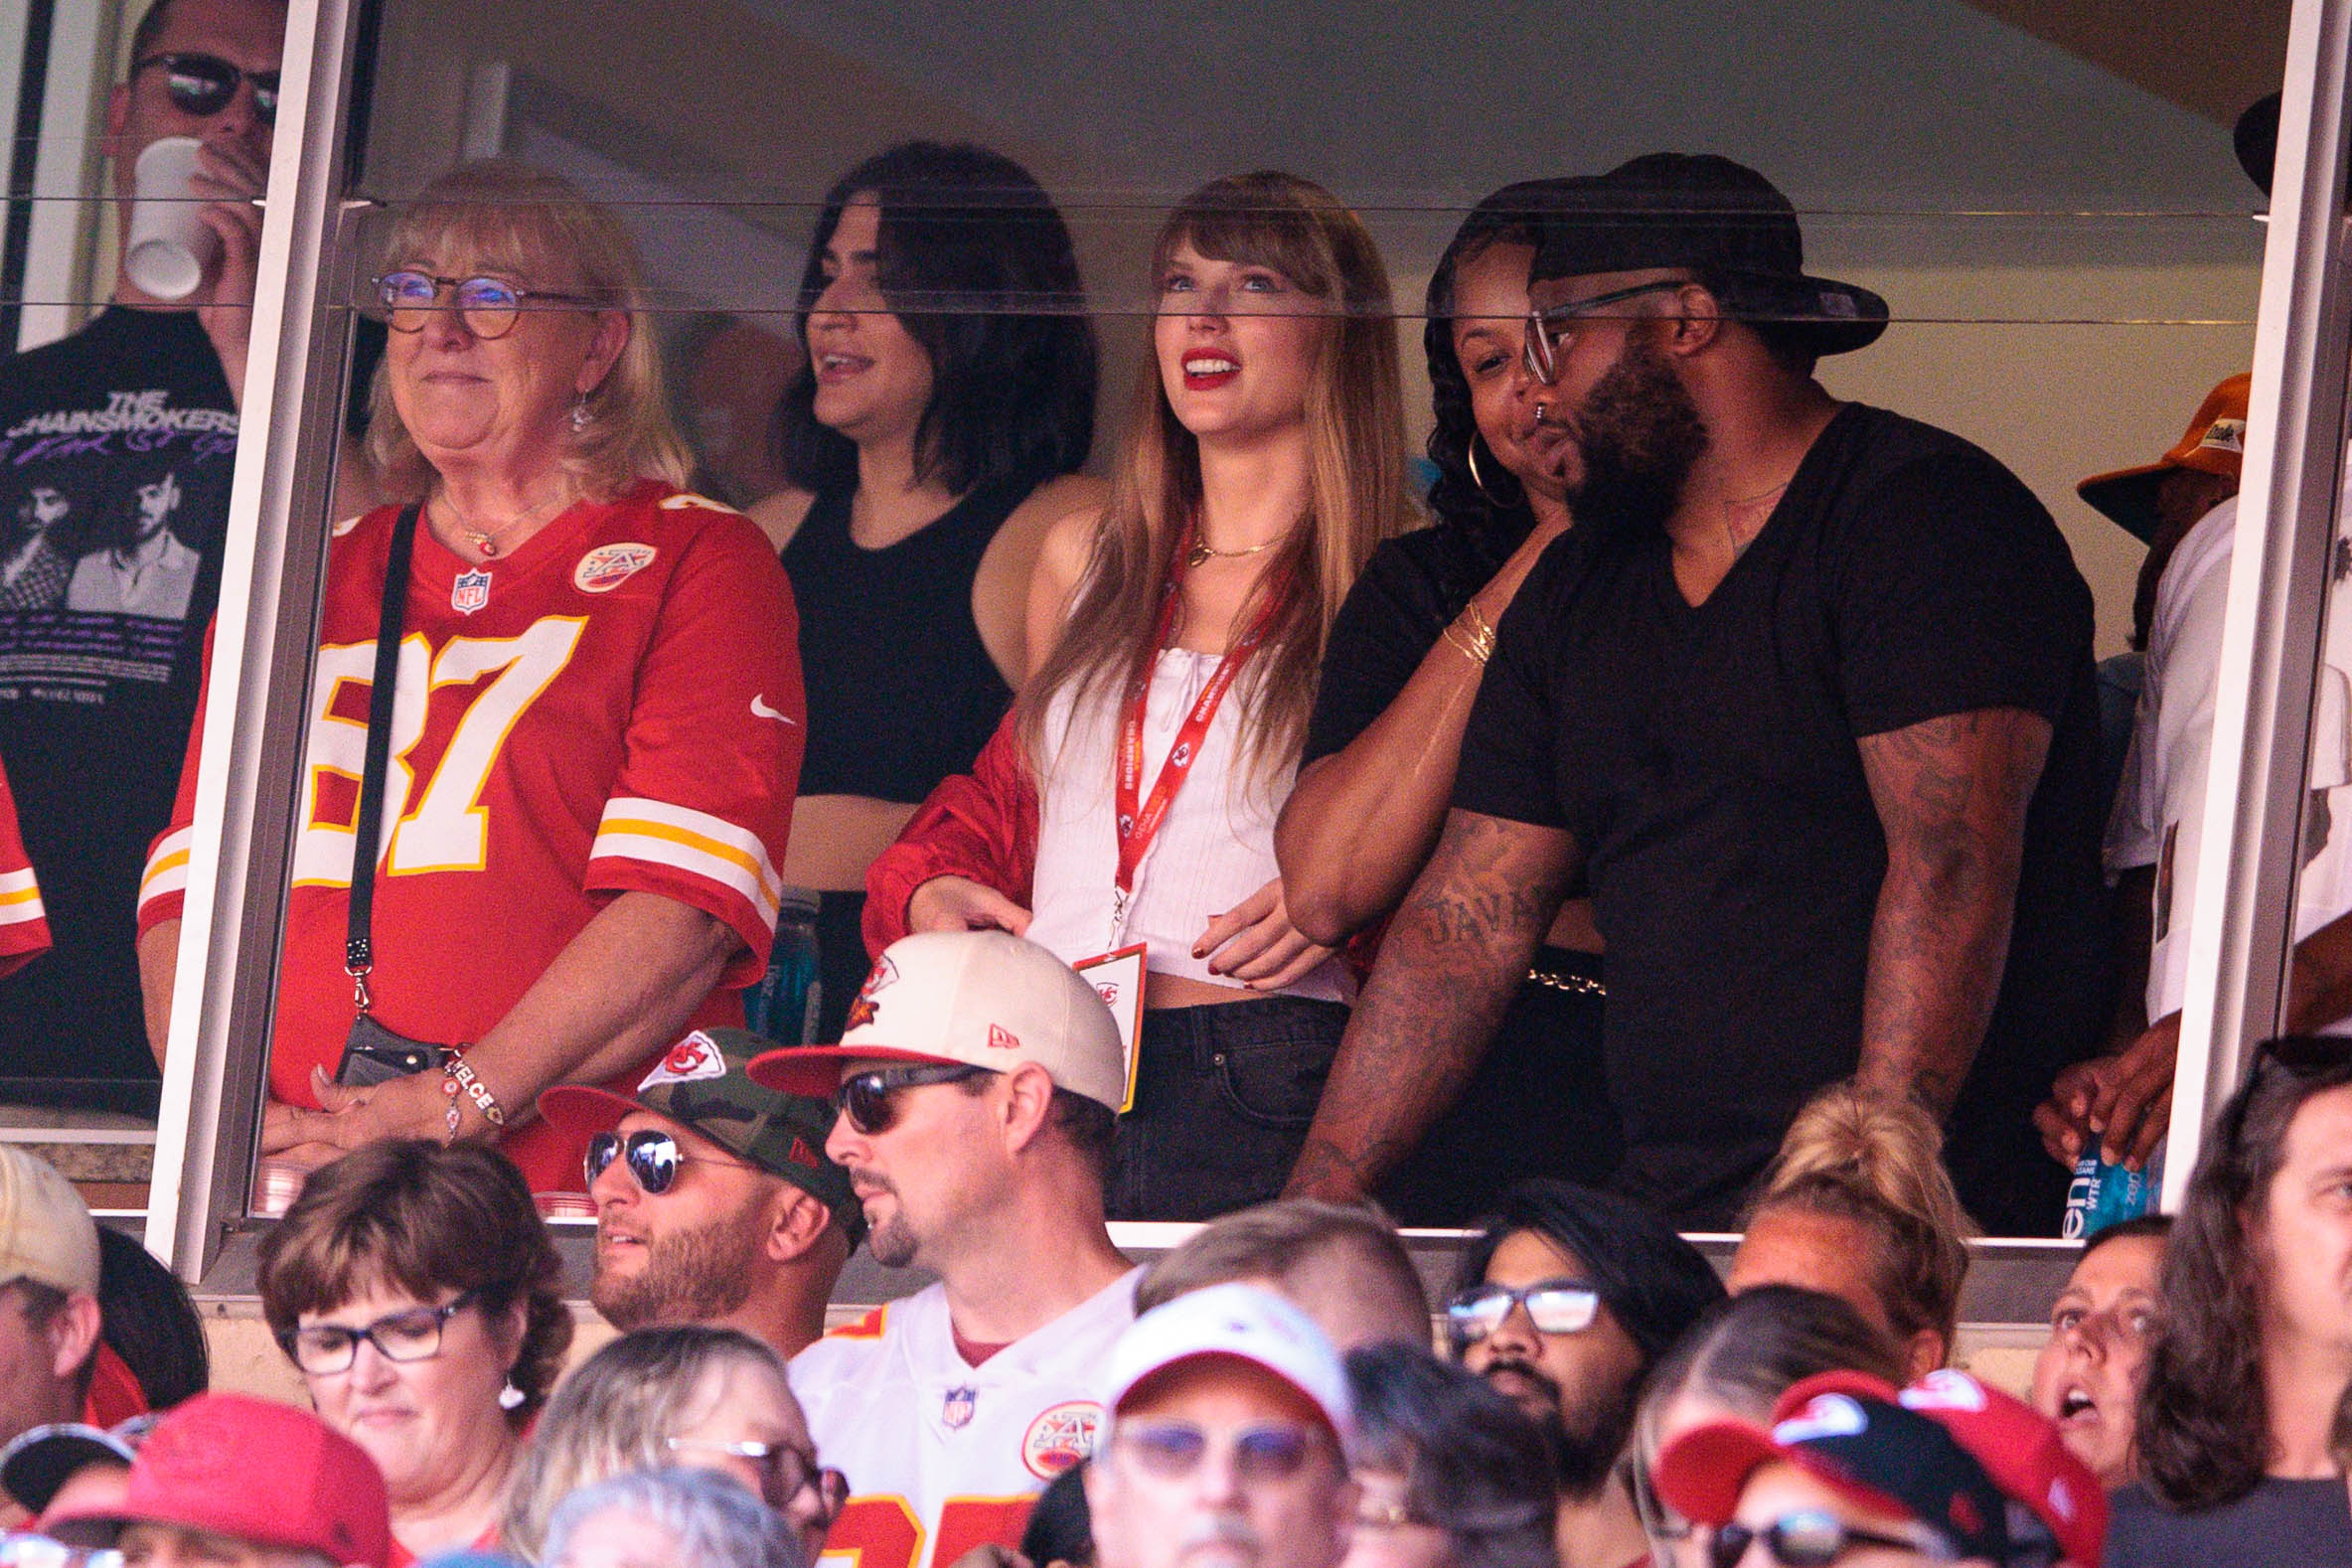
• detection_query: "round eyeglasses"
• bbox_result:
[371,271,601,340]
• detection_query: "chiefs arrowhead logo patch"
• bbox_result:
[845,956,898,1033]
[639,1030,727,1089]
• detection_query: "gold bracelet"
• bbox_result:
[1444,605,1497,666]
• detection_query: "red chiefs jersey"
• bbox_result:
[138,481,802,1190]
[0,755,52,978]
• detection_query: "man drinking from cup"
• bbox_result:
[0,0,284,1096]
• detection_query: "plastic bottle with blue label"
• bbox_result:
[2063,1144,2163,1239]
[746,889,824,1046]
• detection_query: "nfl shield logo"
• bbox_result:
[943,1386,977,1429]
[452,568,492,614]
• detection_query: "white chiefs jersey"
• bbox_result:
[794,1269,1139,1568]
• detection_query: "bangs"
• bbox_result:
[386,201,582,293]
[1156,176,1341,301]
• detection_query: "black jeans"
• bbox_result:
[1107,996,1350,1221]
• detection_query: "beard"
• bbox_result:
[860,1172,920,1269]
[1559,332,1710,543]
[1478,1356,1639,1501]
[592,1196,768,1330]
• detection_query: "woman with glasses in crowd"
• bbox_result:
[135,159,802,1194]
[2108,1035,2352,1567]
[505,1326,844,1564]
[257,1141,571,1564]
[1272,178,1615,1223]
[748,142,1103,1042]
[867,170,1410,1218]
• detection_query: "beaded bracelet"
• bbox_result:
[440,1046,506,1143]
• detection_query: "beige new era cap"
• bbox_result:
[751,930,1127,1110]
[0,1146,99,1296]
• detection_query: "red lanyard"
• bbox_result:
[1112,529,1286,934]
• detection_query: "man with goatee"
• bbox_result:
[1445,1180,1722,1568]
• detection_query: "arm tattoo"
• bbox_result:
[1855,707,2051,1115]
[1286,810,1577,1197]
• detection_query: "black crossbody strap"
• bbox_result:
[344,502,422,1012]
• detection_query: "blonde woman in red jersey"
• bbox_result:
[136,159,802,1192]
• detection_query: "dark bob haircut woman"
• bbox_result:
[776,140,1098,498]
[1346,1341,1558,1568]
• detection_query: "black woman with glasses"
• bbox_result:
[135,158,805,1198]
[2109,1034,2352,1568]
[1274,177,1617,1224]
[0,0,279,1105]
[1447,1179,1722,1568]
[256,1140,571,1563]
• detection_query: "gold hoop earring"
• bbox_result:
[1467,438,1496,503]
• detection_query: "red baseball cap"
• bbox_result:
[44,1394,391,1568]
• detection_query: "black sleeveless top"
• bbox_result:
[783,479,1023,802]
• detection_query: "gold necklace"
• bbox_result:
[1186,536,1284,568]
[437,488,574,560]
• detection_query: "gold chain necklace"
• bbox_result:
[437,487,574,560]
[1187,536,1284,568]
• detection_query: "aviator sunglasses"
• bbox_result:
[133,53,278,124]
[835,1062,992,1136]
[583,1128,758,1194]
[1445,1278,1601,1342]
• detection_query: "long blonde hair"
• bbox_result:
[1019,171,1409,785]
[366,158,693,503]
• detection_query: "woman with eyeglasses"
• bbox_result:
[747,142,1103,1046]
[256,1141,571,1565]
[865,171,1411,1219]
[504,1326,844,1565]
[1271,181,1615,1223]
[1339,1341,1559,1568]
[134,158,803,1196]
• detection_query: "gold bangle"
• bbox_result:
[1444,607,1496,666]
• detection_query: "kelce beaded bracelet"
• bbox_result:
[440,1046,506,1142]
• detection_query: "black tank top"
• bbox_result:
[783,479,1022,801]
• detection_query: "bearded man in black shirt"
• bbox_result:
[1288,154,2107,1233]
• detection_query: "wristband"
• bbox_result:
[440,1045,505,1142]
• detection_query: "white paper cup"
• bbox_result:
[123,136,220,301]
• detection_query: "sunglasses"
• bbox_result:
[1115,1420,1322,1482]
[584,1129,758,1195]
[1709,1510,1947,1568]
[834,1062,992,1136]
[133,52,278,124]
[1445,1278,1601,1341]
[372,271,601,340]
[1521,279,1691,383]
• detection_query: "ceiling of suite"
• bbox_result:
[747,0,2278,230]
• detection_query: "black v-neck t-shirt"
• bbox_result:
[1453,403,2108,1230]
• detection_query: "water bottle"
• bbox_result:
[2063,1144,2164,1239]
[746,889,824,1045]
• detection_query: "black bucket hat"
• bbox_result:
[1531,153,1889,357]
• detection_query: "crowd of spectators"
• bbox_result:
[4,960,2351,1566]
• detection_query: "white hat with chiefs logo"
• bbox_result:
[749,929,1126,1109]
[1099,1283,1354,1443]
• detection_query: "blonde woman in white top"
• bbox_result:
[867,169,1411,1218]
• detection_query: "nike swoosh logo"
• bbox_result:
[751,695,797,724]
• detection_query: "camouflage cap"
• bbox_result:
[540,1029,863,1248]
